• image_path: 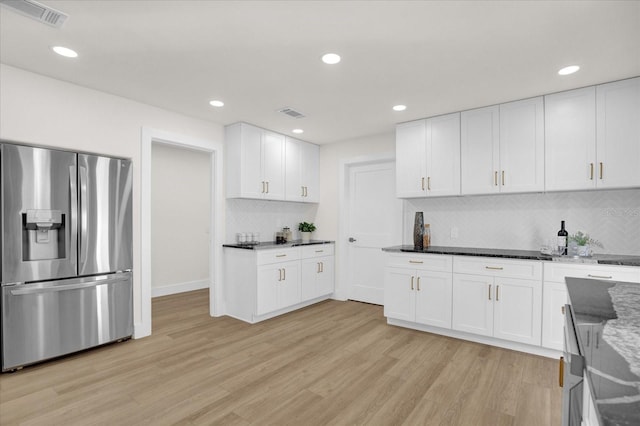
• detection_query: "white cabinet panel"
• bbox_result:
[301,256,334,301]
[545,86,597,191]
[596,77,640,189]
[542,281,567,350]
[452,274,494,337]
[426,113,461,196]
[492,278,541,345]
[256,265,281,315]
[499,97,545,193]
[384,267,416,322]
[461,105,500,195]
[415,271,453,329]
[285,137,319,202]
[262,131,285,200]
[395,120,427,198]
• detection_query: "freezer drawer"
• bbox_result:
[1,272,133,371]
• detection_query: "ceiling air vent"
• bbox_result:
[278,107,306,119]
[0,0,68,28]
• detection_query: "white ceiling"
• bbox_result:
[1,1,639,145]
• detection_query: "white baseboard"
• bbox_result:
[152,279,210,298]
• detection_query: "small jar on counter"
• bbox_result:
[423,224,431,248]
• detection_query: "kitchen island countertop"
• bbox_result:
[382,245,640,267]
[566,277,640,426]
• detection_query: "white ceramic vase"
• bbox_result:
[300,231,312,243]
[577,244,591,257]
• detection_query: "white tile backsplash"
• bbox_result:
[404,189,640,255]
[226,198,318,243]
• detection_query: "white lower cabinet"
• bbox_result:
[224,244,334,323]
[384,254,453,328]
[541,281,568,351]
[452,274,542,345]
[541,261,640,351]
[256,261,300,316]
[301,245,335,301]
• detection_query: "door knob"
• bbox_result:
[349,237,357,242]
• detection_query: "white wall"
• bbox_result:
[405,189,640,255]
[0,64,224,334]
[225,199,317,243]
[316,132,396,240]
[151,143,210,296]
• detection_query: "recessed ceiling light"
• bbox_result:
[52,46,77,58]
[558,65,580,76]
[292,129,304,134]
[322,53,341,65]
[209,100,224,107]
[393,105,407,111]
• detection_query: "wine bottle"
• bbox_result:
[557,220,568,255]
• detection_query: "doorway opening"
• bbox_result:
[139,128,224,338]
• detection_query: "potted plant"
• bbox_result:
[569,231,603,257]
[298,222,316,243]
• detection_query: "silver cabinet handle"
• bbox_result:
[411,276,414,291]
[496,285,499,301]
[587,274,612,279]
[488,284,492,300]
[416,277,421,291]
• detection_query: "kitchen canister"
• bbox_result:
[413,212,424,250]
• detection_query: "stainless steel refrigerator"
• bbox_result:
[1,142,133,372]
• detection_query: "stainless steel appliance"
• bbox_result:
[561,303,585,426]
[1,143,133,371]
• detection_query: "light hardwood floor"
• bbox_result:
[0,290,562,425]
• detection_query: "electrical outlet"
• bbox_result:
[450,226,459,239]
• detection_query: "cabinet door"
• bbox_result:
[262,131,285,200]
[414,271,452,329]
[300,257,318,301]
[461,106,500,195]
[452,274,493,337]
[241,124,265,198]
[492,278,542,345]
[256,265,281,315]
[426,112,461,196]
[278,262,300,309]
[596,77,640,189]
[384,268,416,321]
[545,87,597,191]
[300,141,319,202]
[499,97,544,193]
[542,281,568,350]
[395,120,427,198]
[285,137,303,202]
[316,257,334,297]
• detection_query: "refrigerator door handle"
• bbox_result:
[10,275,130,296]
[79,165,89,267]
[69,165,78,273]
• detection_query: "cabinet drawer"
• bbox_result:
[543,262,640,283]
[257,247,301,265]
[386,253,452,272]
[301,244,334,259]
[453,256,542,280]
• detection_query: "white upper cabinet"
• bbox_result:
[395,120,427,198]
[226,122,318,202]
[285,137,319,202]
[596,77,640,189]
[460,98,544,195]
[545,86,597,191]
[461,105,500,195]
[226,123,285,200]
[499,97,545,193]
[396,113,460,198]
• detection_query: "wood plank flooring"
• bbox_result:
[0,289,562,425]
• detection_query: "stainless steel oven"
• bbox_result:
[561,303,585,426]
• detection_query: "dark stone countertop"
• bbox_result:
[381,245,640,267]
[223,240,334,250]
[565,277,640,426]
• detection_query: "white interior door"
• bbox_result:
[347,161,402,304]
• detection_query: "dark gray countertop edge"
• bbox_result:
[382,245,640,267]
[223,240,335,250]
